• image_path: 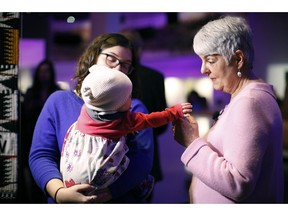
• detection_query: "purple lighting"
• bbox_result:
[142,53,203,79]
[19,39,46,68]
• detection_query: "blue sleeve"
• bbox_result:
[29,94,62,192]
[29,91,82,201]
[108,98,154,198]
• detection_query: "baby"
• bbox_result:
[60,65,192,193]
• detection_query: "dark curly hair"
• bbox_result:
[72,33,139,98]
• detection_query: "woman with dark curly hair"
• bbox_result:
[29,33,154,203]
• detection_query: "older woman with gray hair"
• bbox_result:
[173,16,284,203]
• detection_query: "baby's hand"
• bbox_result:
[181,102,192,117]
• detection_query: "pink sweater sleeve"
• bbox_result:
[181,96,275,202]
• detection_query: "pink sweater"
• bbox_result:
[181,82,284,203]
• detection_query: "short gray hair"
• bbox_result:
[193,16,254,69]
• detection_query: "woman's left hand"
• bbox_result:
[172,115,199,148]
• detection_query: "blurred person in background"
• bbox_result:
[20,59,61,203]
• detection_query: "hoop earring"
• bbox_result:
[237,71,242,78]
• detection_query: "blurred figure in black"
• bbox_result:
[281,72,288,203]
[20,59,61,203]
[122,30,168,202]
[187,90,208,114]
[281,72,288,153]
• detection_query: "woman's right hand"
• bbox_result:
[56,184,104,203]
[46,179,112,203]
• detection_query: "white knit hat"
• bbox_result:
[81,65,132,114]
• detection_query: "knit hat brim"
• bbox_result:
[81,65,132,113]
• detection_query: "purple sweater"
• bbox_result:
[29,90,154,203]
[182,82,284,203]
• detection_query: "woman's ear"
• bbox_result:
[234,50,244,69]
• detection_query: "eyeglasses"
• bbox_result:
[100,53,134,75]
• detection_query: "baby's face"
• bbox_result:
[118,96,132,112]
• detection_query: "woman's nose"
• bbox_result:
[200,63,208,74]
[201,63,209,74]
